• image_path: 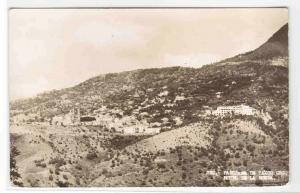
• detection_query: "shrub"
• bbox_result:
[200,161,207,167]
[56,180,69,187]
[225,153,231,160]
[102,168,108,175]
[76,178,80,185]
[48,157,66,168]
[243,160,248,167]
[224,180,231,186]
[255,179,264,186]
[157,163,166,169]
[86,152,98,160]
[55,168,60,175]
[63,175,68,180]
[75,165,82,170]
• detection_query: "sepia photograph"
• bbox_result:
[9,8,289,187]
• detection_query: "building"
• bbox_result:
[154,157,167,163]
[120,127,161,135]
[52,107,81,126]
[69,108,81,125]
[80,116,97,125]
[51,115,64,126]
[212,104,258,117]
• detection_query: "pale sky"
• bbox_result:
[9,8,288,100]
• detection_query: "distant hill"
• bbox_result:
[218,23,288,65]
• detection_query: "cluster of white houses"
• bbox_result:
[51,107,160,135]
[52,108,81,126]
[11,103,271,135]
[51,104,262,131]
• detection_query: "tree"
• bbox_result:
[243,159,248,167]
[224,180,231,186]
[56,180,69,187]
[157,163,166,169]
[86,152,98,160]
[10,145,23,187]
[255,179,264,186]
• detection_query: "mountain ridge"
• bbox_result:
[217,23,288,64]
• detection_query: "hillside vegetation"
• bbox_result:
[10,23,289,187]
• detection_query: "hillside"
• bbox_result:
[10,24,289,130]
[126,122,212,152]
[10,23,289,187]
[10,62,288,136]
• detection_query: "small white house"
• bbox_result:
[154,157,167,163]
[121,127,160,135]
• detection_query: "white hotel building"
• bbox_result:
[212,104,258,117]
